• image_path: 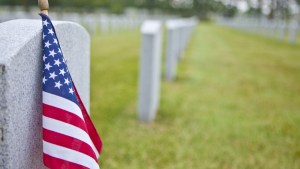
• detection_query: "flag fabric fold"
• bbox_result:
[40,13,102,169]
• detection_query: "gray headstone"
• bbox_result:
[138,20,162,122]
[177,21,185,59]
[278,21,286,41]
[165,18,196,81]
[0,19,90,169]
[289,20,298,44]
[99,14,110,35]
[165,20,179,81]
[83,14,98,35]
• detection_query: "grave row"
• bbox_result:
[63,13,154,35]
[216,16,299,44]
[0,7,176,35]
[138,18,198,122]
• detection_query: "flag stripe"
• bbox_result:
[43,91,84,120]
[43,104,87,131]
[43,128,97,161]
[43,116,100,158]
[74,86,103,153]
[43,154,89,169]
[43,141,100,169]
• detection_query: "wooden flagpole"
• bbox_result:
[38,0,49,15]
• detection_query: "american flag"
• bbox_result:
[40,13,102,169]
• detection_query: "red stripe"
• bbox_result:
[43,153,89,169]
[74,86,103,153]
[43,104,87,132]
[81,110,103,154]
[43,128,98,161]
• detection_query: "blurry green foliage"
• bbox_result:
[1,0,298,19]
[0,0,236,18]
[246,0,300,19]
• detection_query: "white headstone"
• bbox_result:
[165,20,180,81]
[289,20,298,44]
[278,21,286,41]
[138,20,162,122]
[99,14,110,35]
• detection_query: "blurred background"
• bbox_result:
[1,0,300,169]
[0,0,299,20]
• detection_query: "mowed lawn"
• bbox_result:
[90,24,300,169]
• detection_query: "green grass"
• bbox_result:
[90,24,300,169]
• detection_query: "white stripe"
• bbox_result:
[43,116,100,158]
[43,91,84,120]
[43,140,100,169]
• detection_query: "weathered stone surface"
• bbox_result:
[0,19,90,169]
[138,20,162,122]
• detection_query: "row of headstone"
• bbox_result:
[70,14,178,35]
[165,19,197,81]
[46,13,148,35]
[138,18,198,123]
[97,14,150,35]
[0,7,176,36]
[216,16,300,44]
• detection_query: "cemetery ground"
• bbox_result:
[89,24,300,169]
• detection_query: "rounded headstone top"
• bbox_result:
[141,20,162,34]
[166,20,180,29]
[0,19,88,65]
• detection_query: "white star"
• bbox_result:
[54,81,63,89]
[69,88,74,95]
[49,71,57,80]
[43,54,47,61]
[64,78,70,85]
[43,76,47,84]
[44,41,51,48]
[43,20,49,27]
[49,50,56,57]
[48,28,54,35]
[58,48,62,53]
[43,33,46,39]
[59,69,66,76]
[54,59,61,67]
[44,63,52,70]
[53,38,58,44]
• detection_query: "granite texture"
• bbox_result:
[0,19,90,169]
[138,21,162,122]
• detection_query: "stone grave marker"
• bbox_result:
[138,20,162,122]
[165,20,179,81]
[0,19,90,169]
[289,20,298,44]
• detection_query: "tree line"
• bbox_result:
[245,0,300,19]
[0,0,237,19]
[0,0,299,19]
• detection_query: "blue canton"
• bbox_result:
[40,14,79,104]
